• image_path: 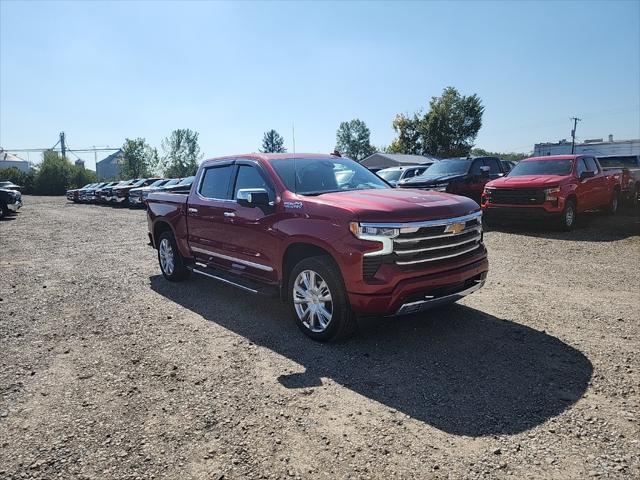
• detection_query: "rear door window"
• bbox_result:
[199,165,233,199]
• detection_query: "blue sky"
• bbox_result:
[1,0,639,170]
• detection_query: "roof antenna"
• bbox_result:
[292,122,297,194]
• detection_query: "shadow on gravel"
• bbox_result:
[150,275,592,437]
[486,208,640,242]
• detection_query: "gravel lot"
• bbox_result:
[1,196,639,479]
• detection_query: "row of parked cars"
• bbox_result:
[66,176,195,207]
[376,154,639,230]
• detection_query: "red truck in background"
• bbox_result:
[481,155,622,230]
[598,155,640,207]
[147,153,488,341]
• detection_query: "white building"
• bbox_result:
[0,149,31,172]
[533,136,640,158]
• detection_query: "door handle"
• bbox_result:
[223,212,236,217]
[188,207,198,213]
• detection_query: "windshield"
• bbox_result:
[149,179,166,187]
[271,157,389,195]
[422,159,470,176]
[163,179,180,187]
[377,169,402,182]
[508,160,573,176]
[178,176,194,185]
[598,156,638,168]
[0,181,15,187]
[131,179,147,187]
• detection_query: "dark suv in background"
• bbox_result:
[399,156,506,204]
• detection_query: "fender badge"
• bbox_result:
[444,222,465,234]
[284,201,303,209]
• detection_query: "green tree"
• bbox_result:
[161,129,203,177]
[68,165,98,188]
[260,129,286,153]
[121,138,159,178]
[389,87,484,158]
[335,119,375,161]
[34,150,73,195]
[388,113,422,154]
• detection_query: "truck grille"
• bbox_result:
[392,213,483,266]
[488,188,545,205]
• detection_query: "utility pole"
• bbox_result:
[60,131,66,158]
[570,117,581,154]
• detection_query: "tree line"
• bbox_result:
[0,128,205,195]
[1,87,529,195]
[262,86,528,161]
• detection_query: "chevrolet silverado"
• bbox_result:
[147,153,488,341]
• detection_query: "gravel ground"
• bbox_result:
[1,196,639,479]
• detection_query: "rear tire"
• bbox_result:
[628,184,639,208]
[287,255,357,342]
[157,231,190,281]
[559,199,576,231]
[0,202,7,219]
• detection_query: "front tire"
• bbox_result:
[606,190,619,215]
[157,231,190,281]
[288,255,357,342]
[559,199,576,231]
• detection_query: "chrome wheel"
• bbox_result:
[293,270,333,333]
[159,238,175,276]
[565,205,575,227]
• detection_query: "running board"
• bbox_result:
[189,264,279,296]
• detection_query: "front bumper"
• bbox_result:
[483,205,563,222]
[347,256,488,316]
[7,200,22,212]
[129,196,143,205]
[114,196,128,203]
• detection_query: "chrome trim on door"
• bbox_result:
[192,269,258,294]
[191,246,273,272]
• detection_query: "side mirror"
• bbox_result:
[237,188,270,207]
[479,165,490,176]
[579,171,595,181]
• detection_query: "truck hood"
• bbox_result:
[307,188,479,223]
[399,173,465,187]
[487,175,571,188]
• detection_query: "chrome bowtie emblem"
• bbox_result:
[444,222,465,234]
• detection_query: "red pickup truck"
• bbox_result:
[481,155,622,230]
[147,153,488,341]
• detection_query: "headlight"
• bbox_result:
[544,187,561,201]
[349,223,398,256]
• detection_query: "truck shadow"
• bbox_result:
[486,208,640,242]
[150,275,592,437]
